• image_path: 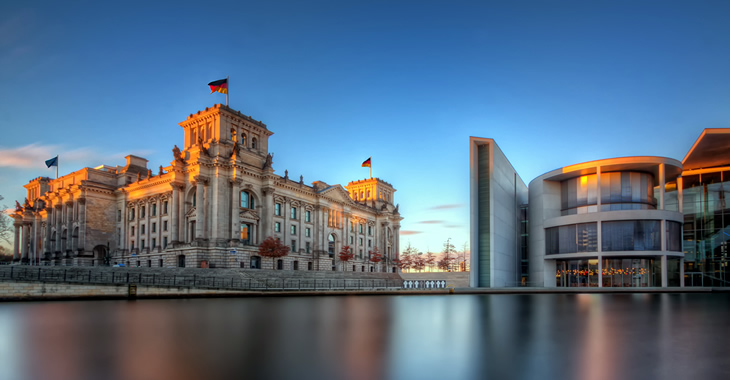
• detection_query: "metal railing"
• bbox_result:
[0,266,403,291]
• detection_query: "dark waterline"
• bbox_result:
[1,294,728,380]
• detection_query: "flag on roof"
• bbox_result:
[45,156,58,168]
[361,157,371,168]
[208,78,228,94]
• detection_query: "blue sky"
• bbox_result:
[1,0,729,254]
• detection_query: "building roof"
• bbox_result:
[682,128,730,171]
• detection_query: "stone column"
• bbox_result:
[33,213,41,262]
[13,222,21,261]
[21,222,30,261]
[55,204,62,253]
[144,199,150,252]
[262,187,274,238]
[171,185,180,243]
[231,179,241,240]
[194,177,205,240]
[597,256,603,288]
[65,200,73,253]
[680,258,685,287]
[661,255,668,288]
[44,207,52,255]
[77,198,86,254]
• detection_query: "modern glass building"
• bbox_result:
[470,128,730,288]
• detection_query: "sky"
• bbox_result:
[1,0,729,254]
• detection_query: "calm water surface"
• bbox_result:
[1,293,728,380]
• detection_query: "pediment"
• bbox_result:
[185,206,196,218]
[240,209,260,221]
[319,185,355,205]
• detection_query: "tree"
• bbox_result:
[425,252,436,272]
[369,247,383,269]
[438,238,456,272]
[338,245,354,271]
[412,253,426,272]
[0,195,12,257]
[258,236,289,269]
[400,243,418,272]
[459,242,470,272]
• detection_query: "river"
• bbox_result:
[1,293,728,380]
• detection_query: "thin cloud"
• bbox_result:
[400,231,422,235]
[428,204,463,210]
[445,224,463,229]
[0,143,151,170]
[417,220,444,224]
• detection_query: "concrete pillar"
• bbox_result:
[680,258,685,287]
[658,163,666,210]
[677,177,684,213]
[194,177,205,240]
[231,179,241,240]
[597,256,603,288]
[210,176,220,241]
[661,255,668,288]
[171,185,180,243]
[13,222,21,261]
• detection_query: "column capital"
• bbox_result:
[262,186,275,195]
[230,178,243,185]
[193,175,208,185]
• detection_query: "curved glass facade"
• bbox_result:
[600,172,656,211]
[545,223,597,254]
[561,172,657,215]
[602,220,661,251]
[556,258,680,287]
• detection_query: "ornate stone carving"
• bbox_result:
[173,145,183,162]
[263,153,273,169]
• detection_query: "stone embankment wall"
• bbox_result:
[400,272,469,288]
[0,281,246,300]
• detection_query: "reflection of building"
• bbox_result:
[10,104,402,271]
[470,128,730,288]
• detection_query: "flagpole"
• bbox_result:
[226,76,229,107]
[370,159,372,179]
[56,156,59,179]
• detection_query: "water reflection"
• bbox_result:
[0,294,728,380]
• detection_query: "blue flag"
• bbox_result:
[45,156,58,168]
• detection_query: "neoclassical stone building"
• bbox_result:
[11,104,402,271]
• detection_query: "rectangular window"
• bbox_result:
[129,208,135,220]
[163,201,168,214]
[306,242,311,253]
[159,259,164,267]
[305,211,311,222]
[141,206,145,218]
[602,220,661,251]
[141,224,146,234]
[131,226,135,236]
[359,224,363,234]
[291,240,297,252]
[368,239,371,248]
[163,237,168,249]
[275,222,281,232]
[152,204,157,216]
[368,226,372,235]
[350,222,354,232]
[152,238,156,249]
[291,207,297,219]
[350,236,354,244]
[275,203,281,216]
[305,228,311,237]
[359,249,363,258]
[152,223,156,233]
[141,240,145,250]
[546,223,598,254]
[163,221,168,231]
[359,237,363,246]
[291,225,296,235]
[117,210,121,222]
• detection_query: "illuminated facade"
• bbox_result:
[471,128,730,288]
[10,104,402,271]
[528,157,684,287]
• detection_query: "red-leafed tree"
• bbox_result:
[338,245,355,271]
[258,236,290,268]
[369,247,383,271]
[412,254,426,272]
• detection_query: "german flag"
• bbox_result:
[208,78,228,94]
[361,157,371,168]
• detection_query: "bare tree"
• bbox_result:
[0,196,12,257]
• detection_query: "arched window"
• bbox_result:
[252,138,258,149]
[192,189,196,207]
[242,133,247,147]
[328,234,336,256]
[231,128,237,143]
[240,191,254,209]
